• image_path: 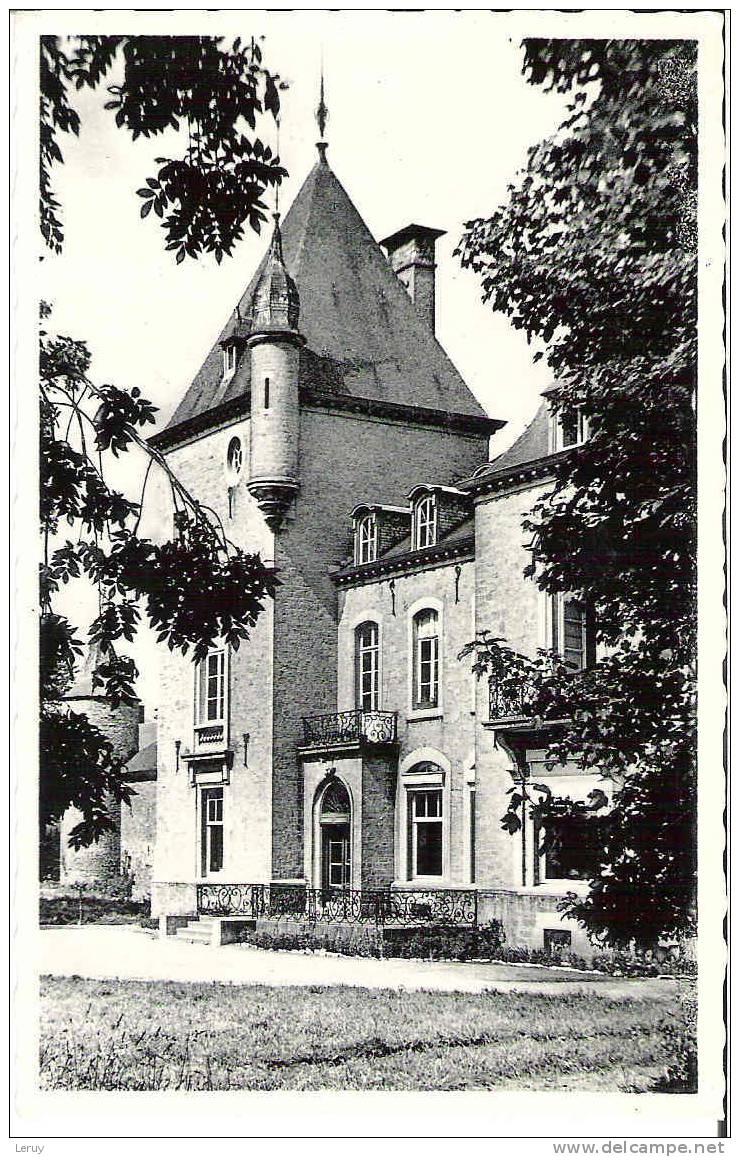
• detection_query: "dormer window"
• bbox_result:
[222,342,237,380]
[555,406,588,451]
[356,514,377,565]
[414,495,437,550]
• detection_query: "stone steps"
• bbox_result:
[173,914,257,946]
[175,917,218,945]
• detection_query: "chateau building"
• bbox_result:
[148,132,602,955]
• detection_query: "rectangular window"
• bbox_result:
[202,788,224,875]
[196,650,226,725]
[552,595,591,670]
[414,496,437,550]
[556,407,588,450]
[542,814,598,883]
[223,344,236,377]
[544,928,572,956]
[418,637,438,704]
[408,789,443,878]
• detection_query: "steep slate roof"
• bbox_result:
[158,153,498,442]
[380,513,475,560]
[456,398,584,501]
[486,401,550,472]
[124,741,158,780]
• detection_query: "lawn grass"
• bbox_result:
[39,975,692,1092]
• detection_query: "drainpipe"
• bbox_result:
[520,761,530,888]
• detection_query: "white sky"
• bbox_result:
[40,12,573,710]
[42,13,568,437]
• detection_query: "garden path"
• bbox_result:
[38,925,684,1000]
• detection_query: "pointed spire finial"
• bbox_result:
[315,60,328,161]
[275,114,281,215]
[269,210,285,263]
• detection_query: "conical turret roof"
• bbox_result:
[156,153,500,444]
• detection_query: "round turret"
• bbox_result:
[246,213,304,533]
[58,642,141,884]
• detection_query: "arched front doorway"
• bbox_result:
[318,779,351,891]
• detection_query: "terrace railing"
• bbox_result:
[301,710,397,748]
[197,883,477,927]
[197,883,269,918]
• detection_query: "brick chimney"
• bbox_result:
[380,224,446,335]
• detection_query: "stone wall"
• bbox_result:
[58,695,140,885]
[271,407,487,881]
[152,419,276,895]
[120,778,157,900]
[478,888,595,959]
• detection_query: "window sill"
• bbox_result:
[407,708,443,723]
[392,878,450,890]
[522,880,591,896]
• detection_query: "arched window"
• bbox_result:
[318,779,351,890]
[356,514,377,564]
[355,621,379,711]
[414,495,437,549]
[413,609,439,708]
[320,779,351,820]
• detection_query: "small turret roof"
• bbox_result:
[250,213,301,333]
[64,640,109,699]
[157,154,499,443]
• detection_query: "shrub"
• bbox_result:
[39,882,150,926]
[241,927,384,958]
[591,949,697,979]
[384,921,505,961]
[651,997,698,1092]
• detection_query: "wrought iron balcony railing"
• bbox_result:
[301,710,397,748]
[488,676,537,722]
[197,882,477,927]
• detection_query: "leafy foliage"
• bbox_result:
[40,709,133,848]
[458,40,697,947]
[40,307,278,844]
[40,35,287,259]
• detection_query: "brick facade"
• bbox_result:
[151,404,487,914]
